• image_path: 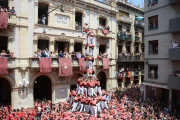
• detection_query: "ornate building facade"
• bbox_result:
[0,0,117,109]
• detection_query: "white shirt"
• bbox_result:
[99,25,102,29]
[38,107,41,112]
[90,37,93,41]
[42,17,45,23]
[172,43,178,48]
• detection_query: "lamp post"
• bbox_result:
[19,79,29,91]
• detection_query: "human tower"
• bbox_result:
[66,23,110,117]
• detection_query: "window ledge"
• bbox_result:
[148,28,158,31]
[148,78,158,80]
[148,54,158,55]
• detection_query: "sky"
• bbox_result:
[99,0,144,8]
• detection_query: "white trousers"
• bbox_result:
[93,88,97,97]
[83,74,87,79]
[70,95,74,104]
[85,104,89,113]
[94,86,98,93]
[84,61,87,69]
[89,48,93,56]
[80,103,85,112]
[89,61,92,70]
[90,37,93,44]
[86,37,89,44]
[84,87,88,97]
[72,102,78,111]
[97,102,101,112]
[67,96,71,103]
[85,49,87,55]
[89,88,94,97]
[76,84,79,92]
[92,105,97,117]
[78,86,84,95]
[98,87,102,96]
[77,101,81,110]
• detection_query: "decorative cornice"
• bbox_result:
[54,4,71,11]
[8,37,13,42]
[74,36,83,43]
[38,0,52,5]
[98,14,108,19]
[37,31,50,40]
[33,40,38,44]
[0,31,9,36]
[75,7,84,13]
[55,33,70,42]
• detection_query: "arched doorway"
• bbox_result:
[0,78,11,104]
[33,75,52,100]
[97,71,106,90]
[70,73,82,91]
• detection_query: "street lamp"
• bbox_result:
[19,79,29,91]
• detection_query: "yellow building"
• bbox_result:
[0,0,117,109]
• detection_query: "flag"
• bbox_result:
[0,57,8,75]
[78,58,84,71]
[59,58,72,76]
[102,58,109,69]
[102,29,109,35]
[0,12,8,29]
[39,58,52,73]
[120,72,123,79]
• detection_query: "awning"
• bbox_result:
[143,81,169,89]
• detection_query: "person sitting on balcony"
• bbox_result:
[150,68,155,78]
[99,24,102,29]
[171,40,179,48]
[170,71,175,76]
[9,7,16,14]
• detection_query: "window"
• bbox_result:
[0,37,7,52]
[148,0,158,7]
[118,45,122,54]
[118,25,122,31]
[74,43,82,53]
[135,47,139,53]
[99,45,106,54]
[126,46,130,53]
[0,0,8,8]
[149,40,158,54]
[38,3,48,25]
[149,65,158,79]
[75,12,82,31]
[99,18,106,26]
[38,40,49,50]
[148,15,158,30]
[135,32,140,41]
[55,41,69,53]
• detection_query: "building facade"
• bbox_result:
[0,0,117,109]
[115,0,144,88]
[144,0,180,110]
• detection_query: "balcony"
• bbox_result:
[134,20,144,27]
[169,48,180,60]
[118,16,132,24]
[117,55,144,62]
[169,17,180,33]
[7,58,16,69]
[95,58,113,68]
[8,13,16,26]
[29,58,79,69]
[168,76,180,90]
[96,29,112,38]
[117,34,132,41]
[135,36,141,43]
[169,0,180,4]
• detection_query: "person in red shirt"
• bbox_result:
[83,80,88,97]
[67,90,72,103]
[82,27,86,37]
[72,95,78,111]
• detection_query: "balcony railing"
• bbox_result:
[148,0,158,7]
[7,58,16,69]
[38,20,48,25]
[96,29,112,38]
[117,34,132,41]
[117,55,144,62]
[135,36,141,43]
[148,74,158,79]
[95,58,113,66]
[117,71,143,79]
[169,0,180,4]
[118,16,132,24]
[134,20,144,27]
[168,76,180,90]
[169,17,180,33]
[8,13,16,25]
[169,48,180,60]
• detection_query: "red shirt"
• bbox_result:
[77,79,81,84]
[84,82,87,86]
[88,70,93,74]
[85,44,88,49]
[89,44,94,48]
[74,97,78,101]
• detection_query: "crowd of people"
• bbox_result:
[118,51,142,60]
[75,22,82,31]
[0,6,16,13]
[97,52,111,59]
[99,24,110,31]
[0,49,15,57]
[1,84,180,119]
[170,70,180,77]
[117,30,132,40]
[171,40,180,48]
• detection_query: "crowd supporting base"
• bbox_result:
[1,84,180,119]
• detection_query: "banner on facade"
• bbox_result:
[102,29,109,35]
[39,58,52,73]
[120,72,123,79]
[78,58,84,71]
[59,58,72,76]
[102,58,109,69]
[0,12,8,29]
[0,57,8,75]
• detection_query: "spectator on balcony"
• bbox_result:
[171,40,179,48]
[2,6,7,12]
[41,50,46,57]
[119,52,122,58]
[9,7,16,14]
[58,51,64,58]
[122,51,125,58]
[75,22,79,30]
[71,51,76,58]
[5,49,11,57]
[0,6,3,11]
[11,52,15,57]
[99,24,102,29]
[106,25,110,31]
[126,51,129,59]
[37,49,41,58]
[108,53,112,58]
[78,23,82,30]
[170,71,175,76]
[150,68,155,78]
[175,71,180,77]
[117,30,121,37]
[33,51,37,57]
[97,54,101,58]
[156,68,158,78]
[76,52,81,58]
[0,50,7,57]
[81,52,84,58]
[49,51,53,57]
[41,15,46,25]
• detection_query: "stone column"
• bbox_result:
[169,89,172,110]
[143,85,146,101]
[8,37,13,52]
[121,82,124,88]
[69,42,74,53]
[33,40,38,52]
[34,1,38,24]
[49,41,55,52]
[139,75,142,84]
